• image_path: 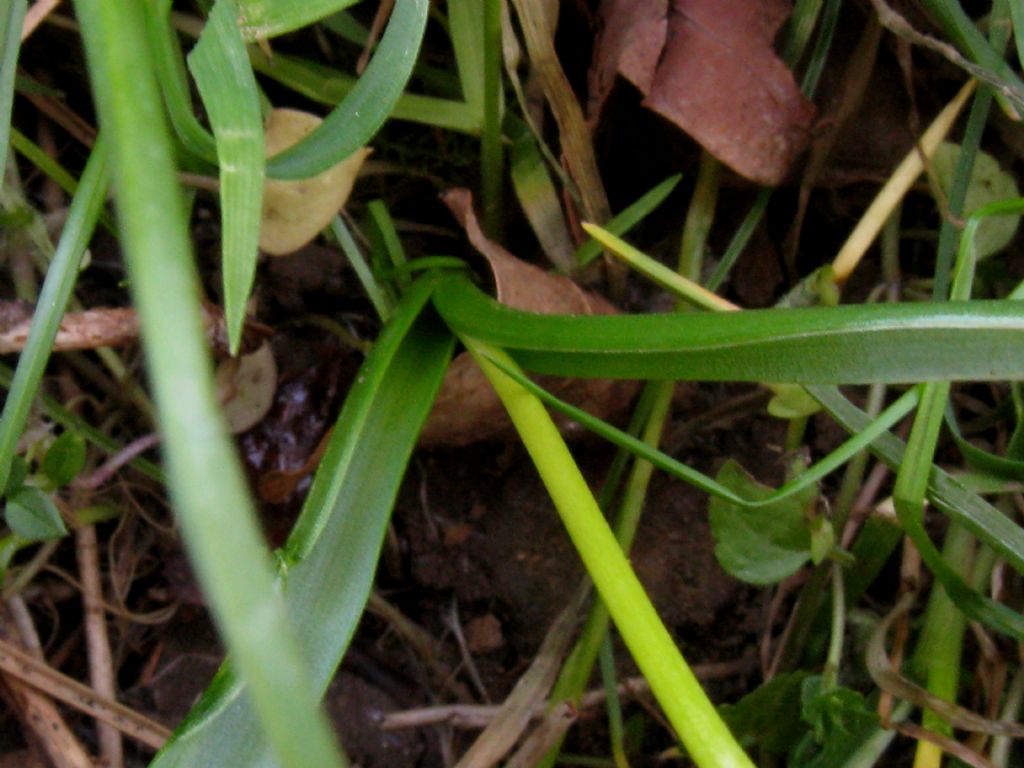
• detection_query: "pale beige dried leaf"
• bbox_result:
[260,109,371,256]
[215,341,277,434]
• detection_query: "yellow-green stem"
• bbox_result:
[466,338,753,768]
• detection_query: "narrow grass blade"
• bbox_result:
[188,0,265,354]
[250,51,480,134]
[812,385,1024,573]
[447,0,485,110]
[508,119,575,271]
[483,355,918,510]
[0,0,26,183]
[153,276,454,766]
[265,0,429,179]
[575,175,683,266]
[0,139,109,493]
[142,2,217,162]
[73,1,345,765]
[432,274,1024,384]
[10,127,82,197]
[235,0,359,41]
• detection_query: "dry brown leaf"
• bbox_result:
[590,0,816,185]
[420,190,637,447]
[260,109,371,256]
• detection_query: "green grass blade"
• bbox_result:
[142,2,217,162]
[153,276,454,766]
[809,386,1024,587]
[483,355,919,510]
[73,1,345,765]
[0,0,26,183]
[917,0,1024,117]
[249,51,481,134]
[447,0,485,110]
[432,274,1024,383]
[0,139,109,494]
[575,175,682,266]
[265,0,428,179]
[188,0,265,354]
[10,127,82,197]
[508,118,576,271]
[235,0,359,40]
[329,215,394,320]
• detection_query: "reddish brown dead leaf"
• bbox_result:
[420,189,637,447]
[590,0,816,185]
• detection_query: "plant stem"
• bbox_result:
[466,339,754,768]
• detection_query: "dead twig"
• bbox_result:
[76,522,124,767]
[0,635,171,750]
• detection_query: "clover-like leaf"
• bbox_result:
[933,142,1020,258]
[708,459,816,584]
[5,485,66,540]
[41,430,86,488]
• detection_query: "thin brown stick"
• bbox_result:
[76,523,124,767]
[381,656,755,731]
[0,635,171,749]
[0,608,93,768]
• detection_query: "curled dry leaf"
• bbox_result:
[215,341,278,434]
[420,189,638,446]
[589,0,815,185]
[260,108,371,256]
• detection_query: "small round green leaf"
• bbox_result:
[42,430,87,488]
[5,485,67,540]
[933,142,1021,259]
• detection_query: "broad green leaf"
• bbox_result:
[265,0,429,179]
[260,109,370,256]
[0,0,27,183]
[42,431,87,488]
[235,0,359,41]
[74,1,345,764]
[719,671,811,754]
[709,460,816,584]
[433,273,1024,384]
[5,485,66,540]
[153,276,453,767]
[933,142,1020,258]
[188,0,265,354]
